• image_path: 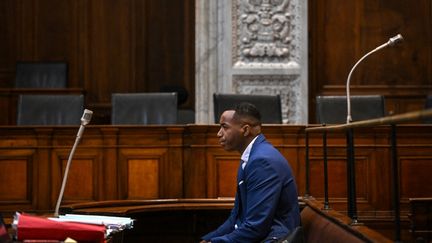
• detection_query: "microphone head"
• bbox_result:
[388,34,403,46]
[81,109,93,126]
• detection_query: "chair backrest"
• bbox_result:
[15,62,67,88]
[111,93,178,125]
[213,93,282,124]
[316,95,386,124]
[17,94,84,125]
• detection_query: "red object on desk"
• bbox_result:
[17,213,106,243]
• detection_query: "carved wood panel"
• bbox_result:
[62,159,94,200]
[50,148,103,207]
[128,158,159,199]
[0,0,16,87]
[0,159,28,201]
[216,159,238,198]
[400,157,432,199]
[309,157,368,200]
[0,148,35,212]
[206,152,238,198]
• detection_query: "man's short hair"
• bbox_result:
[234,102,262,125]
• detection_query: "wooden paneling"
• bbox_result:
[62,159,94,200]
[205,152,239,198]
[309,157,368,199]
[85,0,134,101]
[50,132,104,206]
[119,149,166,199]
[0,148,35,212]
[400,158,432,199]
[0,0,16,86]
[306,128,395,213]
[0,126,186,213]
[0,160,27,200]
[309,0,432,122]
[116,127,184,199]
[0,124,431,234]
[215,158,238,198]
[128,159,159,199]
[0,0,195,123]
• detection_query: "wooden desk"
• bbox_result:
[61,199,234,242]
[0,88,85,125]
[60,198,393,243]
[60,198,235,215]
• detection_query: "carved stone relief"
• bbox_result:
[233,75,303,123]
[233,0,299,67]
[195,0,307,124]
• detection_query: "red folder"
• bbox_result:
[17,213,106,243]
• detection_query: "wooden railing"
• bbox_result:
[304,108,432,242]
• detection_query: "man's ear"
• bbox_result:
[242,124,250,137]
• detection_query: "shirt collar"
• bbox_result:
[240,135,259,168]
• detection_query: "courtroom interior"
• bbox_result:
[0,0,431,242]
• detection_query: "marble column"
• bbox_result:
[195,0,308,124]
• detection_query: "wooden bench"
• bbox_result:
[300,198,392,243]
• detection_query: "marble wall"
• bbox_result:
[195,0,308,124]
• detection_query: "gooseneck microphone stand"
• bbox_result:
[54,109,93,217]
[346,34,403,123]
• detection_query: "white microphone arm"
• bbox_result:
[54,109,93,217]
[346,34,403,123]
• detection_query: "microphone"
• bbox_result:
[346,34,403,123]
[388,34,404,47]
[54,109,93,217]
[76,109,93,138]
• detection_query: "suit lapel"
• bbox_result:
[236,160,246,221]
[235,135,266,222]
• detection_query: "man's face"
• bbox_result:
[217,110,244,152]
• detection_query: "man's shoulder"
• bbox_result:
[252,134,272,149]
[251,142,287,163]
[252,137,280,154]
[251,136,289,164]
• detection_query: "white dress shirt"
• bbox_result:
[240,135,259,170]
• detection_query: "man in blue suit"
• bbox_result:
[201,103,300,243]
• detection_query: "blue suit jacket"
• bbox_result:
[202,134,300,243]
